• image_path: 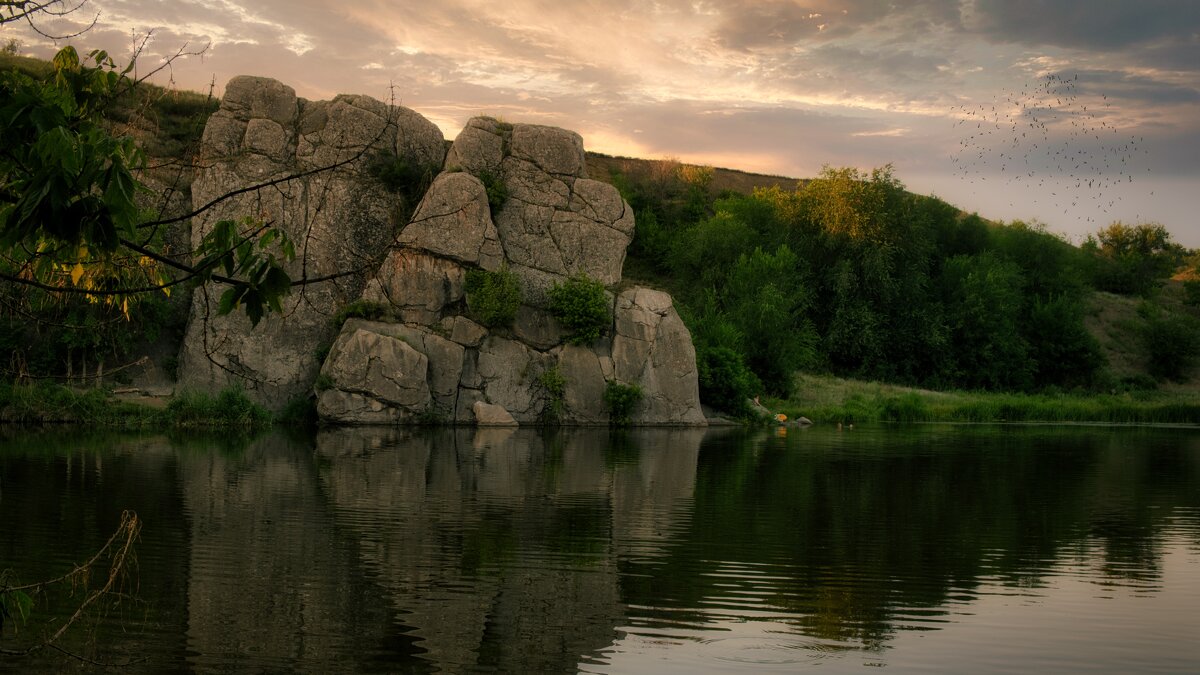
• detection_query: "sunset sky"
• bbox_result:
[6,0,1198,245]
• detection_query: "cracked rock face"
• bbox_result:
[264,111,705,427]
[397,172,504,270]
[444,118,634,301]
[177,76,445,408]
[612,288,707,426]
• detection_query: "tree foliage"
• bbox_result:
[1083,222,1185,296]
[614,159,1131,407]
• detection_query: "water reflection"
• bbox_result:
[177,432,418,672]
[312,426,706,673]
[0,426,1197,672]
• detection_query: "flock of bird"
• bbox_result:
[950,73,1150,223]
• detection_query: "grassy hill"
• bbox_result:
[586,153,801,195]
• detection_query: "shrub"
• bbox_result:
[696,345,759,416]
[880,393,932,422]
[604,380,643,426]
[538,366,567,422]
[1140,306,1200,382]
[1184,280,1200,307]
[277,395,318,427]
[364,148,437,226]
[165,386,271,428]
[365,149,434,196]
[331,299,392,326]
[465,266,522,327]
[314,373,335,391]
[548,273,610,345]
[478,169,509,213]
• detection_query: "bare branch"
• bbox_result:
[1,0,98,40]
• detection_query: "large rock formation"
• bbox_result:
[317,116,705,426]
[175,75,702,424]
[176,76,445,406]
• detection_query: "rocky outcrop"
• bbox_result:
[443,118,634,304]
[317,116,704,426]
[176,76,445,407]
[612,288,707,425]
[177,76,702,425]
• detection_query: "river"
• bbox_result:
[1,425,1197,672]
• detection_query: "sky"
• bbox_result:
[5,0,1199,246]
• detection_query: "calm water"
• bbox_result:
[1,425,1198,673]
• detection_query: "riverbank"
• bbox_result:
[5,375,1198,430]
[0,383,276,428]
[769,373,1200,425]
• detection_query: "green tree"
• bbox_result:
[795,165,944,381]
[1083,222,1185,296]
[723,245,815,395]
[1139,304,1200,382]
[940,253,1033,390]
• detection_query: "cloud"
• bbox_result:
[4,0,1197,242]
[969,0,1200,51]
[708,0,963,50]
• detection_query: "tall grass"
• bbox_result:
[0,383,272,429]
[165,387,272,428]
[771,373,1200,425]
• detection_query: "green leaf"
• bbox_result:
[262,266,292,313]
[0,589,33,624]
[218,286,245,316]
[245,295,264,326]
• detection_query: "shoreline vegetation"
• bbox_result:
[0,383,274,429]
[2,377,1196,429]
[770,373,1200,426]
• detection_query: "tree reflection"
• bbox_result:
[619,427,1200,651]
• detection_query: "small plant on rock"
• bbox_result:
[465,265,522,328]
[314,373,335,391]
[548,273,610,345]
[478,169,509,213]
[538,366,567,423]
[330,299,392,327]
[604,380,643,426]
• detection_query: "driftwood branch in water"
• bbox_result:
[0,510,142,666]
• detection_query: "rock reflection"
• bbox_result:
[177,432,422,672]
[313,426,707,672]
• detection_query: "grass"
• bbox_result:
[770,373,1200,425]
[0,382,273,429]
[1,51,219,159]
